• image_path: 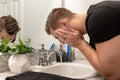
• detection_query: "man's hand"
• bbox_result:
[54,28,84,48]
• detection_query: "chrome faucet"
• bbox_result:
[47,49,63,65]
[38,43,74,66]
[38,48,62,66]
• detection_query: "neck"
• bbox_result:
[72,13,87,35]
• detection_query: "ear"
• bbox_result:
[59,19,68,28]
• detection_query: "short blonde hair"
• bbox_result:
[45,8,74,35]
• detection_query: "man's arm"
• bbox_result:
[54,27,120,79]
[78,35,120,79]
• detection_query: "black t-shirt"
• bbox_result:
[86,1,120,49]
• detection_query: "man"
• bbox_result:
[45,1,120,80]
[0,15,20,42]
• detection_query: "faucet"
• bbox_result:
[47,49,63,65]
[38,48,62,66]
[38,43,75,66]
[59,43,75,62]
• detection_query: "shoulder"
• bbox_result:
[87,1,120,15]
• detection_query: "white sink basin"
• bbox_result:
[30,63,97,79]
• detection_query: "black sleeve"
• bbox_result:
[86,6,120,43]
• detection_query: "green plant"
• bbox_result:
[0,37,34,54]
[0,37,10,53]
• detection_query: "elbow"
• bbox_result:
[101,72,120,80]
[101,73,111,79]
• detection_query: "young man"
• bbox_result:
[0,15,20,42]
[45,1,120,80]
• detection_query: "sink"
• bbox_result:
[30,63,97,79]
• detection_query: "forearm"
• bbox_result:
[77,40,106,76]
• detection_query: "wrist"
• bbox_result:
[76,39,88,49]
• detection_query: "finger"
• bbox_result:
[55,29,72,38]
[55,28,80,43]
[55,29,66,35]
[55,30,71,43]
[54,31,65,43]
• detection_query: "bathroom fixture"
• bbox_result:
[30,62,97,79]
[38,43,64,66]
[38,48,62,66]
[47,49,62,65]
[38,43,75,66]
[60,43,75,62]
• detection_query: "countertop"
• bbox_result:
[0,60,104,80]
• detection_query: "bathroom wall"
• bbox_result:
[22,0,61,49]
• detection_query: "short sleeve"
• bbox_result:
[86,6,120,44]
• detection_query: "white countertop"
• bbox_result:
[0,71,16,80]
[0,60,104,80]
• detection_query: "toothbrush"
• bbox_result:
[48,43,55,51]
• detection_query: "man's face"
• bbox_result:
[49,19,73,42]
[49,20,69,40]
[0,29,16,42]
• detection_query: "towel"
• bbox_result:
[6,71,85,80]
